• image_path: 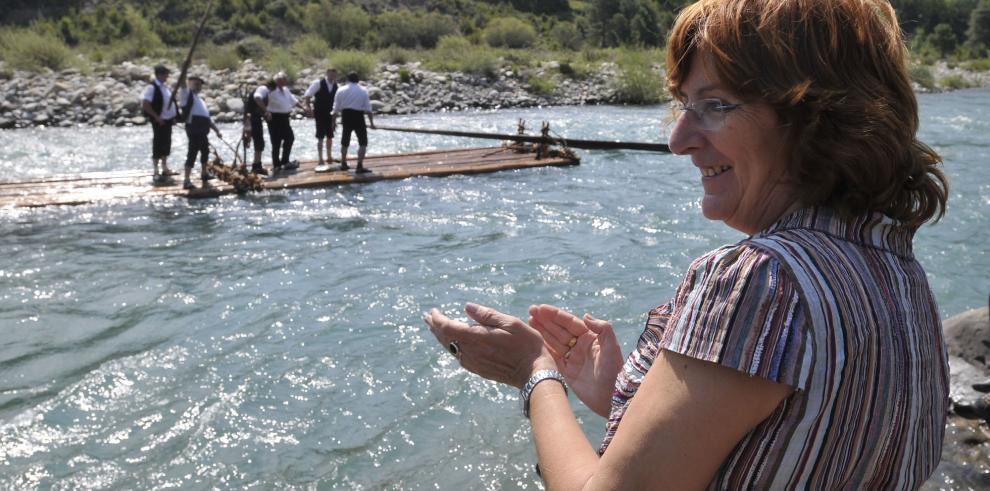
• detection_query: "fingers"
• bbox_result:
[583,313,613,335]
[464,303,525,332]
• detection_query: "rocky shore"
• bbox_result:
[926,306,990,490]
[0,58,621,130]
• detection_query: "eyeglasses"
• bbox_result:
[671,98,743,131]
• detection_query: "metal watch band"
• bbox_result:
[520,369,567,419]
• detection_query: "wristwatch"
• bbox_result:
[520,369,567,419]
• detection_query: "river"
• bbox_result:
[0,91,988,488]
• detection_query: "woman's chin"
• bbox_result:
[700,197,729,222]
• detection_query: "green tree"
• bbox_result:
[930,22,958,55]
[968,0,990,50]
[303,3,370,49]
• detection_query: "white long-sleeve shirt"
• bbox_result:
[331,83,373,115]
[267,86,298,114]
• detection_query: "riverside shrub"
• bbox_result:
[483,17,537,49]
[0,28,73,71]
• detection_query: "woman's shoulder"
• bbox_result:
[683,242,782,287]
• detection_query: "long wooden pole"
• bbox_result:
[165,0,215,117]
[373,125,672,153]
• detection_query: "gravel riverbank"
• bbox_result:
[0,58,623,130]
[3,57,986,131]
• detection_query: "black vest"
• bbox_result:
[150,82,164,115]
[314,79,337,114]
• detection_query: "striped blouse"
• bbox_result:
[600,207,949,489]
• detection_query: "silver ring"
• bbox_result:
[448,340,462,359]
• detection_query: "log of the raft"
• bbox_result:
[373,125,672,153]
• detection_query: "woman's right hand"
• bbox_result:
[528,304,624,417]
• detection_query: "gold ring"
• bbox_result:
[567,337,577,348]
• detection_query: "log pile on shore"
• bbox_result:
[0,59,622,130]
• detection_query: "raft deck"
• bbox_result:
[0,146,579,208]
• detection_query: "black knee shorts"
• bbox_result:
[340,109,367,147]
[315,114,333,140]
[152,119,173,159]
[249,113,265,151]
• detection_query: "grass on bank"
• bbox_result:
[0,26,669,103]
[0,26,74,71]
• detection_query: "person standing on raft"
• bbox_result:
[141,64,178,185]
[177,75,221,190]
[243,80,275,176]
[331,72,375,174]
[265,72,307,173]
[303,68,339,172]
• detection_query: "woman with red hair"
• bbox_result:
[426,1,949,488]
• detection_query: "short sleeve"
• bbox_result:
[141,84,154,102]
[660,244,808,388]
[303,81,319,98]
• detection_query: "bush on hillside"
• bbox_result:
[374,10,456,49]
[0,27,73,71]
[331,50,375,80]
[527,74,556,95]
[940,74,973,89]
[908,64,936,90]
[381,46,413,64]
[264,48,299,82]
[614,49,666,104]
[206,44,241,71]
[551,22,583,51]
[292,34,330,62]
[484,17,537,49]
[236,36,271,60]
[304,3,371,49]
[427,35,498,77]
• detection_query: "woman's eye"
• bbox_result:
[704,101,729,113]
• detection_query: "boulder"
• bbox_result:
[370,100,387,112]
[945,307,990,371]
[225,98,245,114]
[367,87,384,101]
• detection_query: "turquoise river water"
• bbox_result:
[0,90,988,489]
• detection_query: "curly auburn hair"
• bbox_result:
[666,0,948,227]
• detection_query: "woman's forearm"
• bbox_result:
[530,381,600,490]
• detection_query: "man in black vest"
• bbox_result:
[303,68,338,172]
[178,76,221,190]
[242,80,276,175]
[141,65,178,184]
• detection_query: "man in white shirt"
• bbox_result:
[242,80,275,175]
[265,72,307,172]
[141,65,178,184]
[331,72,376,173]
[178,76,221,190]
[303,68,339,172]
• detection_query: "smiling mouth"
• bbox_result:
[701,165,732,177]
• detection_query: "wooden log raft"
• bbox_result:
[0,146,579,208]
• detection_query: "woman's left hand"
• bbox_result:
[424,303,558,389]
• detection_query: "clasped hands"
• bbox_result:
[424,303,624,417]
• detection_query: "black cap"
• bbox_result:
[154,64,170,75]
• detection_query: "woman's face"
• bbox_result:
[668,52,799,235]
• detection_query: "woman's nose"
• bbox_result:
[667,110,704,156]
